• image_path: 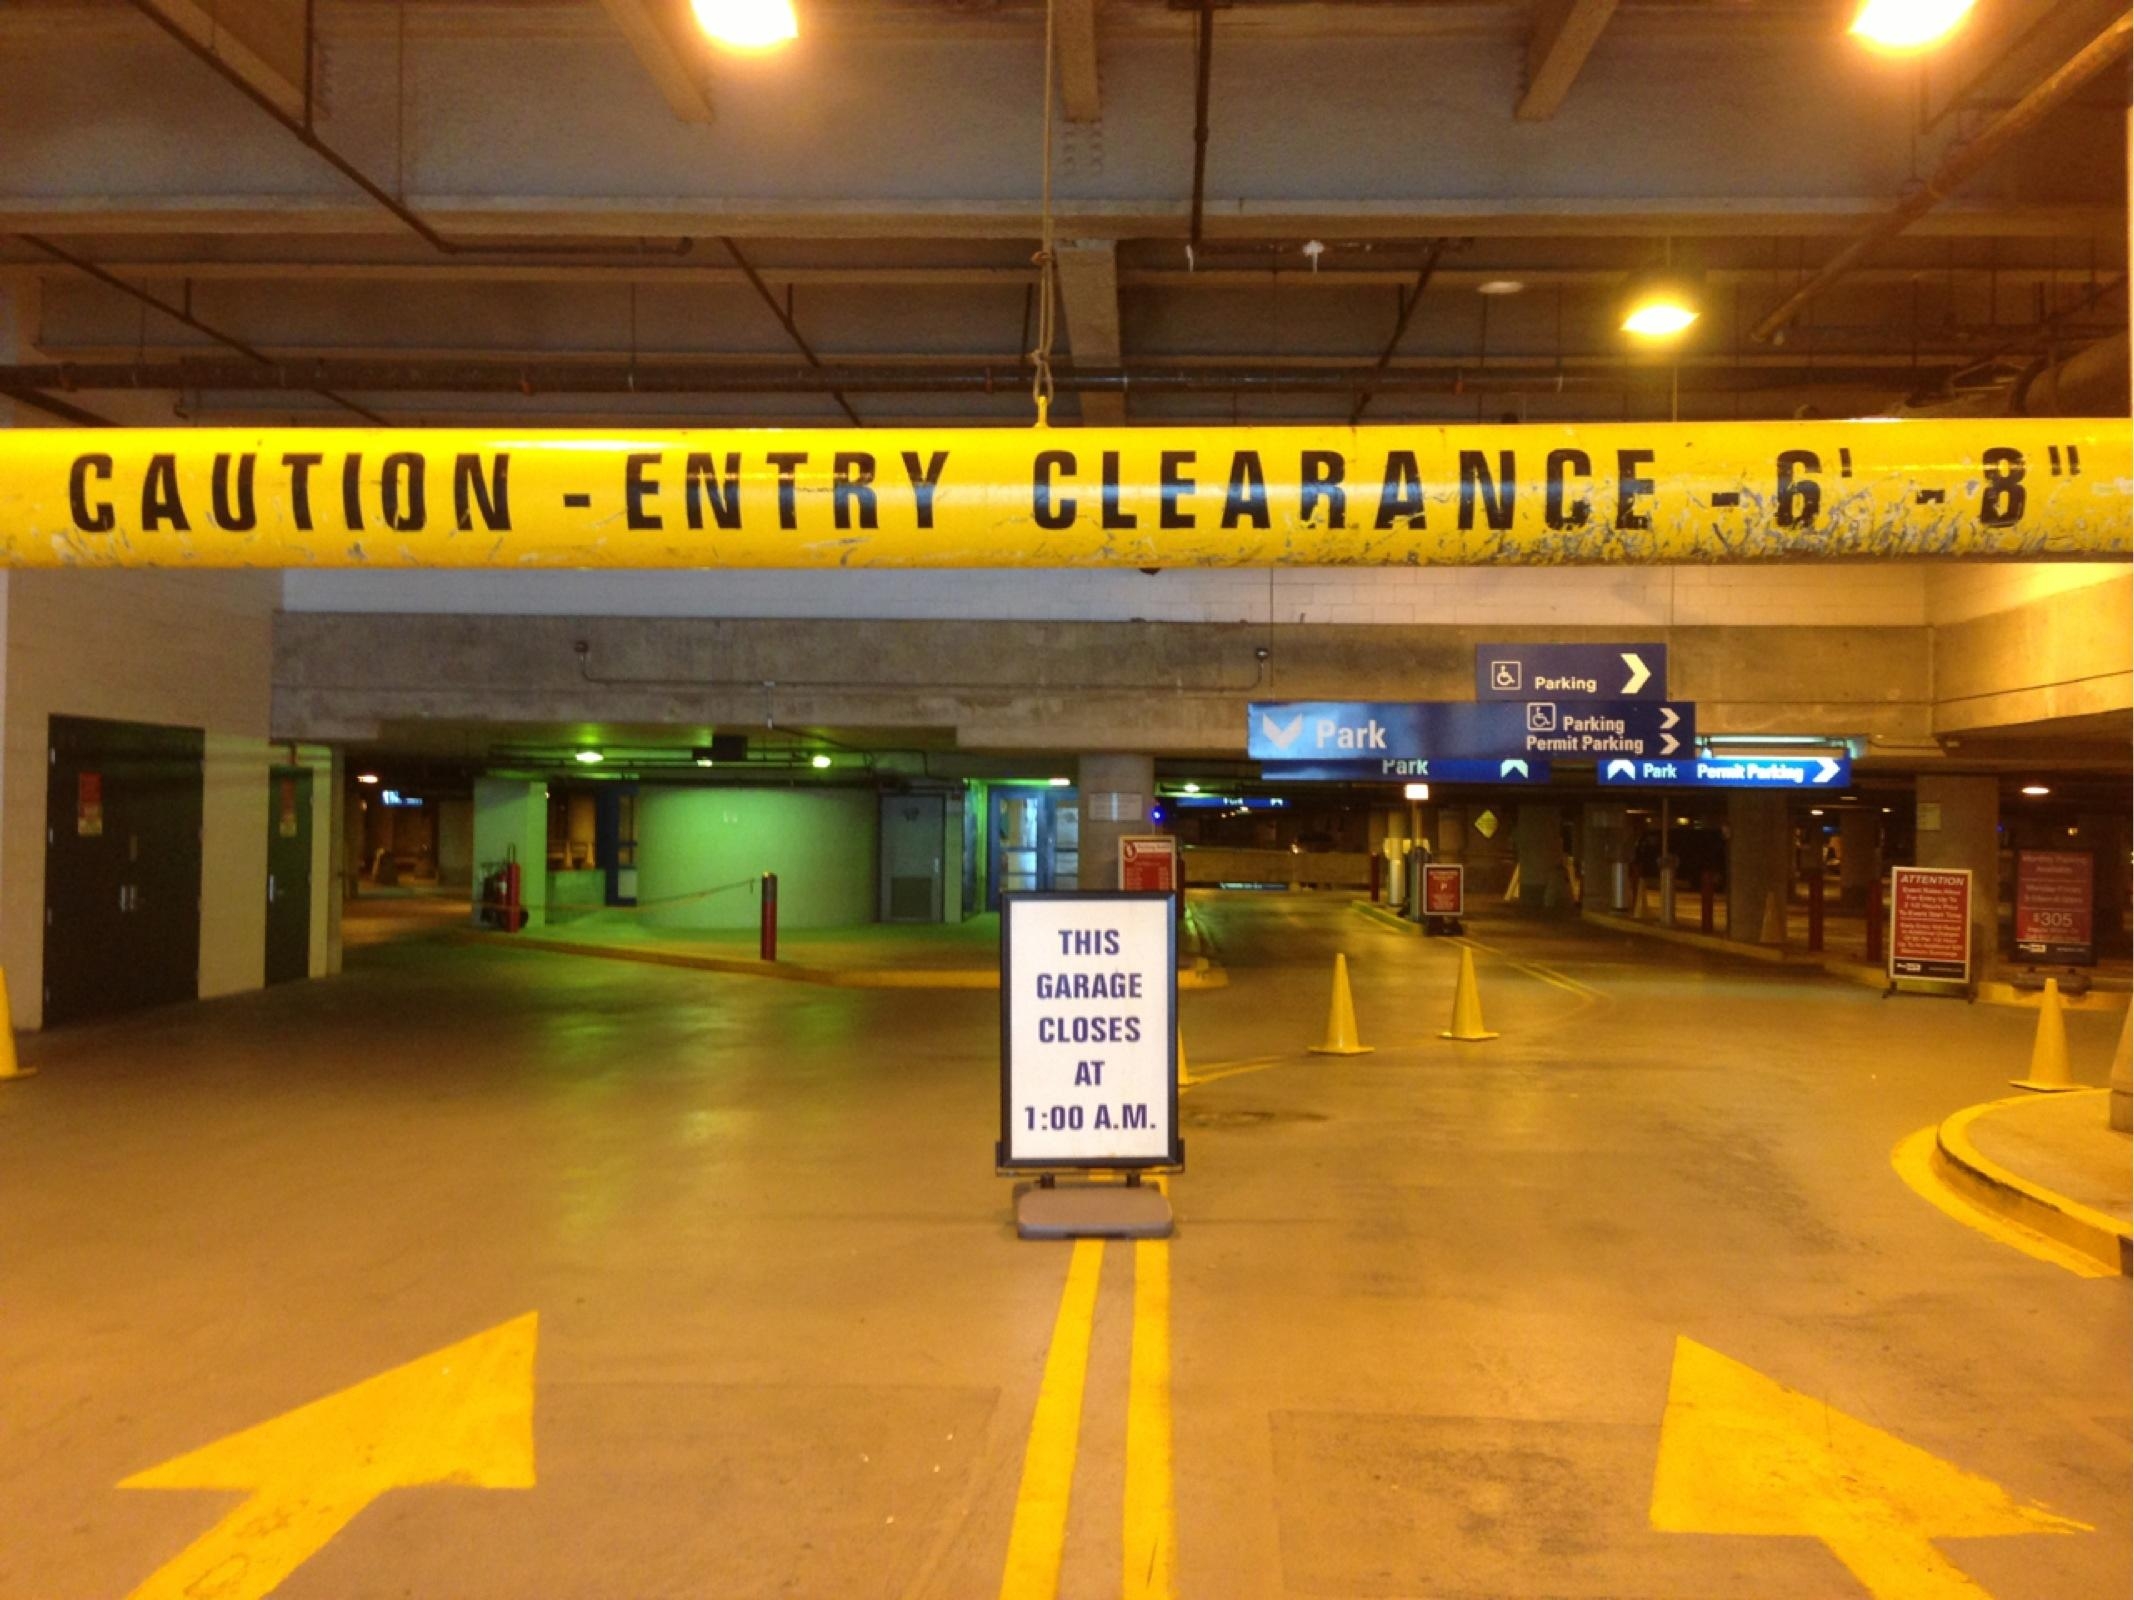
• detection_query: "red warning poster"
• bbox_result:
[2014,850,2094,966]
[1423,863,1465,918]
[1119,835,1178,893]
[1888,866,1971,983]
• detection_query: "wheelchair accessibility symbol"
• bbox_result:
[1526,702,1557,733]
[1490,660,1522,691]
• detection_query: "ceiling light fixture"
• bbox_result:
[1048,776,1072,788]
[691,0,798,51]
[1621,268,1703,339]
[1476,279,1526,296]
[574,750,605,765]
[811,753,833,769]
[356,771,380,785]
[2020,783,2051,797]
[1849,0,1976,52]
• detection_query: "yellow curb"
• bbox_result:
[1929,1093,2131,1276]
[1352,900,1419,936]
[452,930,1226,991]
[1892,1126,2119,1279]
[1578,909,1818,964]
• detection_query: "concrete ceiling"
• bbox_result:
[0,0,2126,427]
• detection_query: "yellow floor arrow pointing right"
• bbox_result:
[1651,1336,2088,1600]
[121,1312,538,1600]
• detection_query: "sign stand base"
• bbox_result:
[1015,1175,1173,1240]
[1883,978,1975,1003]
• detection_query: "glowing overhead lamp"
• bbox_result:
[810,753,833,769]
[1620,269,1703,339]
[574,749,605,765]
[1476,279,1526,296]
[691,0,798,51]
[356,771,380,785]
[1048,776,1072,787]
[2020,783,2051,797]
[1849,0,1975,52]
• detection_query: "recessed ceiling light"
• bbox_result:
[2021,783,2051,797]
[1476,279,1526,296]
[691,0,798,51]
[811,753,833,769]
[356,772,380,784]
[574,750,604,764]
[1048,776,1072,787]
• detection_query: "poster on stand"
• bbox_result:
[1888,867,1971,986]
[2014,851,2094,966]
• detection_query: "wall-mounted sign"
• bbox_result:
[1477,644,1667,701]
[1119,836,1179,894]
[6,421,2124,567]
[1889,867,1971,986]
[998,892,1180,1172]
[1597,755,1849,789]
[2014,850,2094,966]
[76,771,103,837]
[1250,701,1692,763]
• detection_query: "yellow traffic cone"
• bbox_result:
[0,970,34,1082]
[2107,1005,2130,1132]
[2011,978,2078,1092]
[1441,945,1500,1042]
[1758,892,1785,946]
[1309,953,1373,1056]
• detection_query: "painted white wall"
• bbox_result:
[282,563,1932,627]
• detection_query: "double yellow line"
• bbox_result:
[998,1234,1175,1600]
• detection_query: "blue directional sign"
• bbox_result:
[1596,754,1850,789]
[1248,701,1694,763]
[1478,644,1667,701]
[1260,758,1552,783]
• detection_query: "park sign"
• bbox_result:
[1888,867,1972,988]
[1260,757,1551,783]
[0,419,2126,568]
[1478,644,1666,700]
[998,892,1180,1173]
[1597,754,1849,788]
[1249,701,1692,763]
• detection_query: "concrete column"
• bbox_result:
[472,777,549,924]
[1726,792,1791,944]
[1581,803,1630,913]
[1515,804,1565,909]
[1437,808,1467,860]
[1837,808,1879,908]
[1916,774,2000,980]
[1077,753,1154,891]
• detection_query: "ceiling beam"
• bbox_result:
[1057,0,1102,122]
[132,0,308,122]
[1054,239,1126,424]
[596,0,716,123]
[1516,0,1619,122]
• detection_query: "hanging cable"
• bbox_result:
[1029,0,1060,425]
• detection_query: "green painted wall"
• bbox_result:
[472,777,548,921]
[636,787,877,930]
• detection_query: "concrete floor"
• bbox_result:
[2,893,2126,1600]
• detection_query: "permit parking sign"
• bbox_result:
[999,892,1180,1172]
[1423,863,1465,918]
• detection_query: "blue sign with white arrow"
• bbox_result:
[1596,754,1850,788]
[1249,701,1694,763]
[1477,644,1667,701]
[1260,758,1552,783]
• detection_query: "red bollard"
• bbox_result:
[759,872,779,962]
[1699,869,1717,935]
[1807,868,1825,953]
[1865,875,1884,965]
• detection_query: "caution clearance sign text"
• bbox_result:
[2,420,2126,568]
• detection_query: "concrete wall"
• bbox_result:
[635,787,875,931]
[1931,570,2133,738]
[471,779,548,922]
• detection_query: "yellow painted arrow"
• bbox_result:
[1651,1336,2088,1599]
[121,1313,538,1600]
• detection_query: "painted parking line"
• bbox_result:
[1123,1238,1176,1600]
[998,1238,1106,1600]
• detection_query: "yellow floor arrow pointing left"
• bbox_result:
[121,1312,538,1600]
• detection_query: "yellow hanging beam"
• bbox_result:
[0,420,2124,568]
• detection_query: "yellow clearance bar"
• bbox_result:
[0,420,2126,568]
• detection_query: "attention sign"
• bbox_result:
[999,892,1180,1172]
[2,420,2124,568]
[1888,867,1972,985]
[2014,851,2094,966]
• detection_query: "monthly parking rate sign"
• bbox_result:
[999,892,1180,1171]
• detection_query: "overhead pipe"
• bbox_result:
[1350,238,1452,423]
[723,239,863,425]
[0,357,1935,399]
[1751,12,2132,343]
[1187,2,1216,258]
